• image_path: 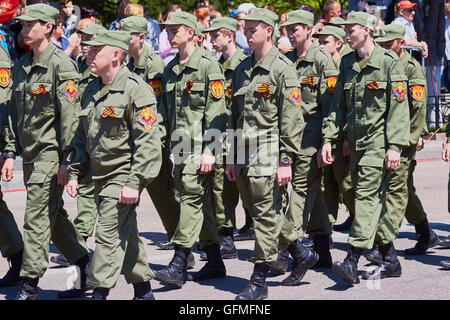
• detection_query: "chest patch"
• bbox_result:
[137,106,156,131]
[288,87,301,108]
[63,80,78,103]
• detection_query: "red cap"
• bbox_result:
[0,0,20,23]
[397,1,418,10]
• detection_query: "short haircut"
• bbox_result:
[124,3,144,18]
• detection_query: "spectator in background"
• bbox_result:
[158,4,181,64]
[209,5,222,19]
[124,3,160,51]
[392,0,428,57]
[0,0,21,65]
[109,0,130,30]
[278,12,293,54]
[299,4,315,15]
[323,0,341,21]
[194,7,211,28]
[51,14,80,58]
[194,0,209,10]
[80,6,97,21]
[231,2,255,56]
[60,0,77,38]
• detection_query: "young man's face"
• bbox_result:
[244,20,271,51]
[128,33,144,56]
[286,23,310,48]
[344,24,367,50]
[378,39,403,57]
[88,45,116,75]
[62,1,73,17]
[166,24,192,49]
[80,33,93,58]
[210,29,230,53]
[319,34,341,56]
[327,3,342,19]
[21,20,52,46]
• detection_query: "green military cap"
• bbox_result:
[238,8,278,28]
[195,22,206,35]
[324,17,346,27]
[342,11,377,31]
[374,24,406,43]
[120,16,148,34]
[160,11,197,31]
[280,9,314,27]
[15,3,59,25]
[312,25,346,42]
[82,30,130,51]
[80,23,106,35]
[205,17,237,33]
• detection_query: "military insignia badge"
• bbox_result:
[31,84,48,95]
[0,68,9,88]
[185,79,194,94]
[411,85,424,101]
[393,82,406,102]
[100,106,116,118]
[149,78,162,96]
[137,106,156,131]
[302,75,315,86]
[210,80,224,99]
[288,87,301,108]
[367,81,379,90]
[225,84,232,99]
[256,83,271,98]
[63,80,78,103]
[326,76,337,92]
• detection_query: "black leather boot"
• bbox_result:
[154,245,190,289]
[282,240,319,286]
[332,246,363,284]
[268,249,289,276]
[200,228,237,261]
[405,219,439,255]
[362,242,402,280]
[187,244,226,282]
[0,250,22,287]
[438,235,450,248]
[234,209,255,241]
[57,254,90,299]
[312,236,332,268]
[185,252,195,270]
[365,244,383,265]
[132,281,155,300]
[50,254,70,267]
[333,215,353,231]
[235,263,269,300]
[15,277,39,300]
[91,287,109,300]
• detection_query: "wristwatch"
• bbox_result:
[3,152,16,160]
[280,156,292,165]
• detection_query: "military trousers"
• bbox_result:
[349,148,396,249]
[213,163,239,231]
[403,156,428,226]
[170,164,219,250]
[322,147,355,224]
[73,174,97,239]
[87,180,154,289]
[146,151,180,240]
[0,186,23,258]
[21,162,88,279]
[236,167,297,265]
[286,154,331,240]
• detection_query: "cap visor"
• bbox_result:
[14,14,39,22]
[81,40,103,46]
[374,36,398,43]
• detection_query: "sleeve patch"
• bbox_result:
[63,80,78,103]
[288,87,301,108]
[149,78,162,96]
[137,106,156,131]
[393,82,406,102]
[411,85,424,101]
[0,68,9,88]
[326,76,337,92]
[210,80,224,99]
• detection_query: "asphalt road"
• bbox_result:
[0,137,449,301]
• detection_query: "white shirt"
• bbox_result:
[392,15,417,41]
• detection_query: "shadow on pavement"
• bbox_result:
[139,232,170,246]
[398,251,450,267]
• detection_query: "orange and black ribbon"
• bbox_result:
[185,79,194,94]
[256,83,271,98]
[367,81,379,90]
[301,75,315,86]
[100,106,116,118]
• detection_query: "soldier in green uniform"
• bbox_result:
[0,28,24,288]
[120,16,193,265]
[199,17,247,261]
[66,30,162,300]
[321,12,410,284]
[1,4,90,300]
[226,8,318,300]
[153,11,227,289]
[313,25,356,238]
[274,9,338,269]
[439,124,450,269]
[362,24,437,265]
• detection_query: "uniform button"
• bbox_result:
[110,136,115,140]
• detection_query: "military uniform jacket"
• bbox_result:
[159,46,227,172]
[399,51,427,148]
[5,43,81,164]
[68,64,162,191]
[219,48,247,112]
[0,42,11,152]
[285,42,338,156]
[229,45,304,176]
[323,45,410,155]
[127,44,165,104]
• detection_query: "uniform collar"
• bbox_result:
[251,45,279,72]
[23,42,56,74]
[93,64,129,102]
[134,44,151,70]
[302,41,320,63]
[170,46,203,76]
[220,48,245,72]
[350,44,383,72]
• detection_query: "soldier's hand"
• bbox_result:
[276,164,292,187]
[119,186,139,204]
[442,142,450,162]
[321,143,334,166]
[342,140,350,157]
[198,153,216,174]
[57,164,69,186]
[385,149,401,169]
[416,137,424,151]
[225,164,236,181]
[66,180,79,198]
[1,158,14,182]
